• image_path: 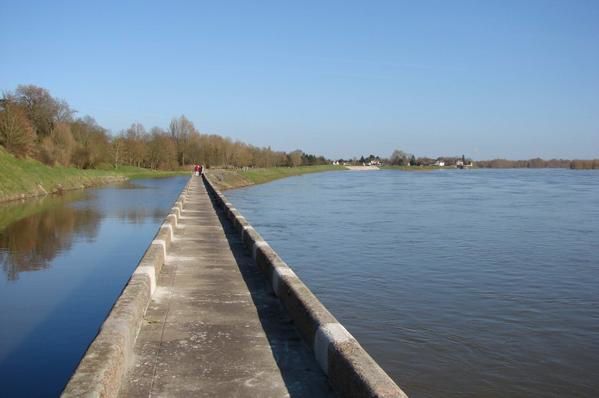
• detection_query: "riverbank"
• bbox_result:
[0,148,187,203]
[381,165,443,171]
[346,165,380,171]
[206,165,345,190]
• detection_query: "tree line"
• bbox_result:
[0,85,329,170]
[475,158,599,169]
[343,149,598,169]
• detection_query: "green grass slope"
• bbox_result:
[206,165,345,190]
[0,147,187,203]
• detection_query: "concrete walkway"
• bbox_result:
[119,177,333,397]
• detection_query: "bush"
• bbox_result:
[0,102,36,157]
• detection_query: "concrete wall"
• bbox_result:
[61,179,192,398]
[203,175,408,398]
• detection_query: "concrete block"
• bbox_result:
[166,214,178,228]
[327,339,408,398]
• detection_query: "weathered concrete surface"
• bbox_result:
[119,177,333,397]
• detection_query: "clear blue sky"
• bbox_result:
[1,0,598,160]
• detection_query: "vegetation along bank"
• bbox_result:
[206,164,345,191]
[0,147,186,203]
[0,84,332,201]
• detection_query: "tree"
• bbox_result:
[169,115,196,166]
[0,101,36,157]
[70,116,110,168]
[12,85,73,137]
[147,128,177,169]
[124,123,147,167]
[390,149,411,166]
[39,122,75,165]
[111,136,126,168]
[288,150,303,167]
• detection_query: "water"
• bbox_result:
[0,176,188,397]
[226,169,599,398]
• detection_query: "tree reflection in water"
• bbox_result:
[115,207,165,224]
[0,203,101,281]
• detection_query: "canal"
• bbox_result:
[0,176,188,397]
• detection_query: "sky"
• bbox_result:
[1,0,598,160]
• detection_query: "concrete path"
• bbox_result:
[119,177,333,397]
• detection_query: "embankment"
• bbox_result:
[203,175,407,397]
[206,164,345,191]
[0,148,186,203]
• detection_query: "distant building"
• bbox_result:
[434,160,445,167]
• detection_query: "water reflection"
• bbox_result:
[0,205,101,280]
[114,207,165,224]
[0,179,175,281]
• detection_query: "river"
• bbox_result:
[0,176,188,397]
[226,169,599,398]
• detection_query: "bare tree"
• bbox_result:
[0,101,36,157]
[39,122,75,165]
[169,115,196,166]
[12,85,71,137]
[288,150,303,167]
[390,149,412,166]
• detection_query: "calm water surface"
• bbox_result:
[227,169,599,398]
[0,176,187,397]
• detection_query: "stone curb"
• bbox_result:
[202,175,408,398]
[61,178,193,397]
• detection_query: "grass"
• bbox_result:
[206,165,345,190]
[0,147,187,203]
[239,165,344,184]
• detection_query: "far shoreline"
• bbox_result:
[205,165,346,191]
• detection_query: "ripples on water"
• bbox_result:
[227,169,599,398]
[0,177,188,397]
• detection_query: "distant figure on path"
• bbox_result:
[194,164,200,176]
[199,164,204,176]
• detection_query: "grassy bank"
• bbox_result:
[206,165,345,190]
[0,148,187,203]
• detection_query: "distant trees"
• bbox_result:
[169,115,196,166]
[288,150,303,167]
[474,158,598,169]
[1,84,331,170]
[70,117,110,168]
[390,149,412,166]
[570,159,599,169]
[147,128,177,170]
